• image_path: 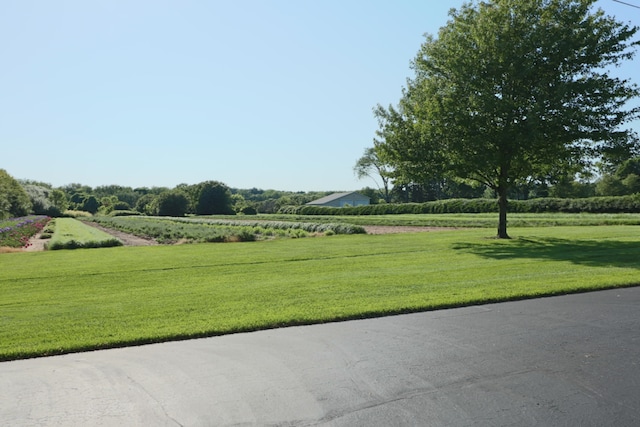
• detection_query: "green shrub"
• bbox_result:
[63,210,93,218]
[82,196,100,214]
[156,191,189,217]
[240,206,257,215]
[113,201,131,210]
[195,181,235,215]
[109,210,142,217]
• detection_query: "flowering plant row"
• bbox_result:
[0,216,51,249]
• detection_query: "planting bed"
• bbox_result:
[86,215,365,244]
[47,218,123,250]
[0,215,50,250]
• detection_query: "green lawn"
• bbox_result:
[1,225,639,361]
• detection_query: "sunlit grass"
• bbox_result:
[1,225,638,361]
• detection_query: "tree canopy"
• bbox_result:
[375,0,640,237]
[353,147,393,202]
[195,181,234,215]
[0,169,31,219]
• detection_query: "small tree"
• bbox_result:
[82,196,100,214]
[353,147,393,202]
[135,194,157,215]
[69,193,87,210]
[22,184,52,215]
[50,190,68,214]
[0,169,31,219]
[195,181,234,215]
[156,191,189,217]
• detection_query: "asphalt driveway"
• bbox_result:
[1,287,639,426]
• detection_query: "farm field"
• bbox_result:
[86,215,365,244]
[47,218,123,250]
[1,224,639,361]
[259,212,640,228]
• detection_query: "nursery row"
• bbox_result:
[47,218,123,250]
[0,215,50,248]
[281,195,640,216]
[86,215,365,244]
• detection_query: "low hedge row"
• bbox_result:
[280,195,640,216]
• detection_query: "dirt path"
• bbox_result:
[82,222,158,247]
[23,234,48,252]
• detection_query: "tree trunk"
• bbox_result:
[382,176,391,203]
[497,185,510,239]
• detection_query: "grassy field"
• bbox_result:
[47,218,123,250]
[1,224,639,361]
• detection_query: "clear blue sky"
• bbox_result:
[1,1,638,191]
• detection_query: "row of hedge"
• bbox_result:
[280,195,640,216]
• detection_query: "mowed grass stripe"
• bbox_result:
[1,226,639,361]
[47,218,122,250]
[0,235,438,281]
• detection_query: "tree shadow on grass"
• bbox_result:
[452,237,640,269]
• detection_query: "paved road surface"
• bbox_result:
[1,287,639,426]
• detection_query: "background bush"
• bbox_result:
[155,191,190,217]
[109,210,142,217]
[239,206,258,215]
[280,195,640,216]
[0,170,32,219]
[195,181,235,215]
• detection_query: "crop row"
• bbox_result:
[87,216,365,244]
[0,215,50,248]
[174,217,366,234]
[47,218,123,250]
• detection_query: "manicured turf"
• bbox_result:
[1,226,639,361]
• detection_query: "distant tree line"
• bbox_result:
[3,155,640,221]
[354,151,640,205]
[0,169,339,218]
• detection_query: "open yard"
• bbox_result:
[1,223,639,361]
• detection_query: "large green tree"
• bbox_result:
[376,0,640,238]
[0,169,32,219]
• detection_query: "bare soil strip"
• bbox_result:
[23,234,48,252]
[81,222,158,246]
